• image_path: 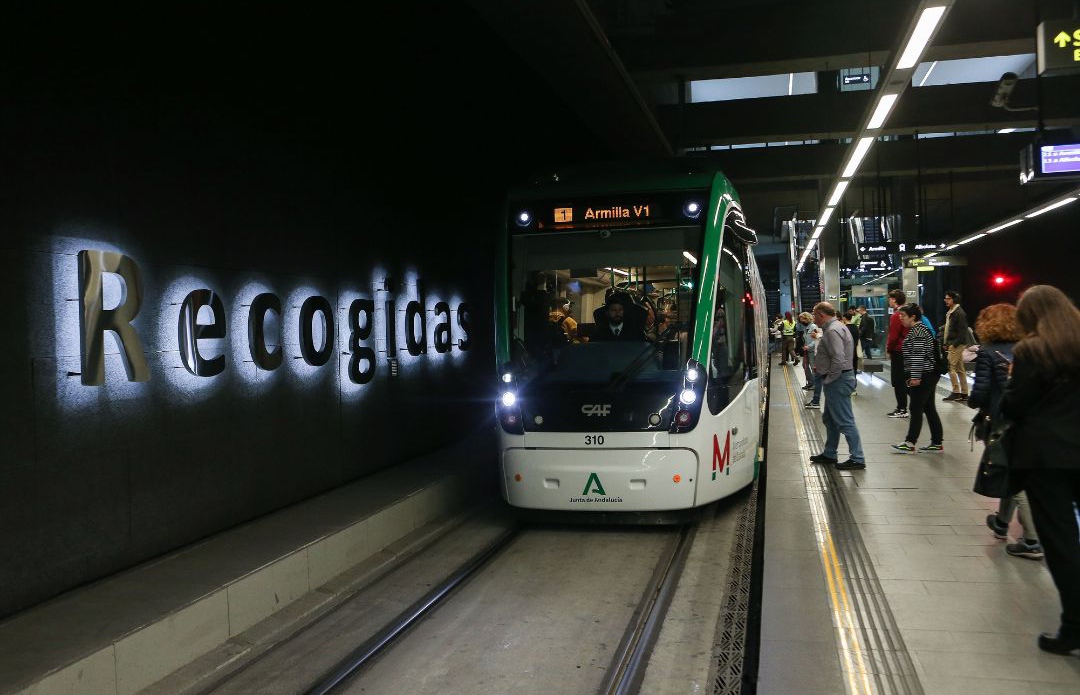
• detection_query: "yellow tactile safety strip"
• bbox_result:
[781,366,876,695]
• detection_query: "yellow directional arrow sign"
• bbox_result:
[1038,20,1080,76]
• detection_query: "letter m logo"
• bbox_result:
[712,431,731,480]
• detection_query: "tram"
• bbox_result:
[494,160,769,513]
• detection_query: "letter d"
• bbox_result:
[78,250,150,385]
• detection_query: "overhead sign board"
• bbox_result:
[843,73,870,85]
[1037,20,1080,76]
[911,242,949,251]
[859,241,902,254]
[906,255,967,268]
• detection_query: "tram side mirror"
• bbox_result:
[728,210,758,245]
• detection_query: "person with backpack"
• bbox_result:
[890,303,944,454]
[547,296,583,345]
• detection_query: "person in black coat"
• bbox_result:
[592,292,647,341]
[967,303,1041,558]
[1000,285,1080,655]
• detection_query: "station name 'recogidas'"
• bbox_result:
[76,249,473,386]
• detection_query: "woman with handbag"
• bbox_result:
[1001,285,1080,656]
[967,304,1042,559]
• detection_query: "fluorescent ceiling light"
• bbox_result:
[867,93,899,129]
[805,238,818,253]
[956,233,986,245]
[842,137,875,178]
[947,244,959,250]
[997,128,1016,134]
[818,207,835,228]
[811,228,823,239]
[1025,197,1077,218]
[897,6,948,70]
[683,251,698,265]
[827,180,850,207]
[984,219,1022,234]
[604,267,629,276]
[788,73,794,96]
[924,252,939,257]
[917,60,938,86]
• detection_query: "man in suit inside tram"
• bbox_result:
[592,292,646,341]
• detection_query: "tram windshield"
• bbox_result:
[509,225,701,387]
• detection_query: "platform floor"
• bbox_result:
[761,360,1080,695]
[3,365,1079,695]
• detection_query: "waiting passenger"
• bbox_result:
[968,303,1042,559]
[1000,285,1080,656]
[890,304,944,453]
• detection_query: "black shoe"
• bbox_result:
[956,394,968,402]
[809,453,838,464]
[835,459,866,470]
[802,384,814,390]
[985,514,1008,540]
[1038,631,1080,655]
[943,393,960,402]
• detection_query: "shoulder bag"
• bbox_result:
[972,414,1015,498]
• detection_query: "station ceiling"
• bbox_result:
[468,0,1080,254]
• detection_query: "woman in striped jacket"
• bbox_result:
[892,304,944,453]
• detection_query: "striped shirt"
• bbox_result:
[902,321,937,376]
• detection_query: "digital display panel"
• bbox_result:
[509,191,707,233]
[1040,143,1080,175]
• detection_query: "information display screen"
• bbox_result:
[1040,143,1080,175]
[1021,142,1080,184]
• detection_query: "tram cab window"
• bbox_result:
[707,229,751,415]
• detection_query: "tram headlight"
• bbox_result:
[515,210,533,227]
[501,391,517,407]
[672,359,705,434]
[501,372,513,384]
[682,200,702,219]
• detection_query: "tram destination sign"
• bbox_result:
[510,191,708,233]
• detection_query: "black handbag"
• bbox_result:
[970,411,992,443]
[972,416,1014,498]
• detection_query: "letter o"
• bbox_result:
[300,295,335,367]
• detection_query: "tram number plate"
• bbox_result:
[584,434,606,446]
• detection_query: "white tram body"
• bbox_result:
[494,162,768,513]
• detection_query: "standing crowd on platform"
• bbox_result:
[789,283,1080,658]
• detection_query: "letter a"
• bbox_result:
[78,250,150,385]
[582,472,607,496]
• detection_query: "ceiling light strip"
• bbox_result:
[1025,197,1077,218]
[867,94,899,129]
[896,6,948,69]
[827,181,850,207]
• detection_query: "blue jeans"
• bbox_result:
[809,372,823,404]
[822,371,864,463]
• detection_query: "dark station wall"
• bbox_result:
[914,201,1080,329]
[0,4,612,617]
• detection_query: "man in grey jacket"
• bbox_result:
[942,290,972,402]
[808,302,866,470]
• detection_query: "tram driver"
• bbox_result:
[592,292,647,341]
